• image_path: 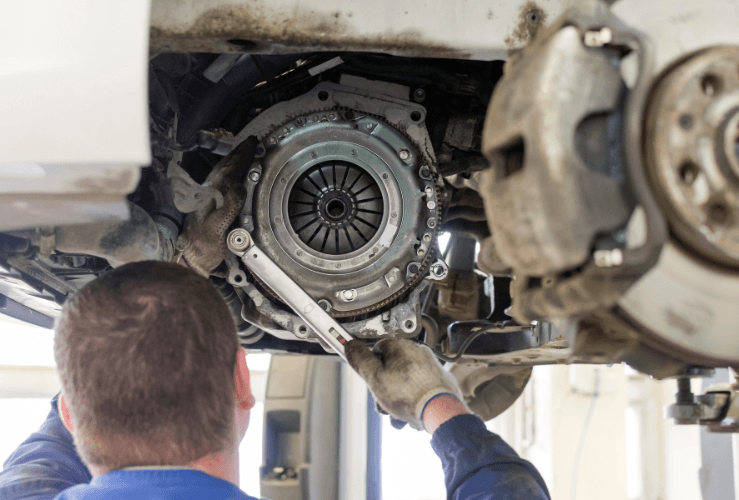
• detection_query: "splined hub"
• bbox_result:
[288,161,384,255]
[251,109,440,316]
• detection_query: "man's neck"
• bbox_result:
[92,447,240,486]
[189,445,240,486]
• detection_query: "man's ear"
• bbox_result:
[58,393,75,433]
[235,348,255,411]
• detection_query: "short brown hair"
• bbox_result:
[55,261,239,470]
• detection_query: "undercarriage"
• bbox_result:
[2,0,739,428]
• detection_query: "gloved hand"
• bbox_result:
[345,338,465,431]
[177,185,246,277]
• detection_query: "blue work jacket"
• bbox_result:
[0,396,549,499]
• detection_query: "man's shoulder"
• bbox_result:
[54,469,259,500]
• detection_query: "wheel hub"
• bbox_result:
[645,46,739,269]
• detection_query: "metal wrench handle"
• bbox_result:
[226,228,353,360]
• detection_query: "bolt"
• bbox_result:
[255,146,265,156]
[391,212,397,218]
[423,233,431,242]
[280,177,287,184]
[425,186,434,195]
[382,173,389,180]
[311,152,318,159]
[313,115,319,121]
[194,192,202,200]
[345,111,354,119]
[318,299,332,312]
[388,275,396,283]
[427,218,436,228]
[275,217,282,224]
[342,289,357,301]
[420,166,431,178]
[242,216,250,225]
[413,88,426,102]
[283,128,289,133]
[409,263,419,274]
[296,118,304,126]
[417,249,425,256]
[269,137,277,145]
[249,171,261,182]
[399,150,410,160]
[329,113,336,119]
[427,201,436,210]
[297,250,303,256]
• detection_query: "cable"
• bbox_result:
[570,368,601,500]
[424,321,516,364]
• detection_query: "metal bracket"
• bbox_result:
[226,228,353,360]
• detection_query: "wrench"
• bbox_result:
[226,228,354,361]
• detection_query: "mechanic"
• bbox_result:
[0,193,549,500]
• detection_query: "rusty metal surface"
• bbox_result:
[644,46,739,269]
[149,0,576,59]
[481,19,631,276]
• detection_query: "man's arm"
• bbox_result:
[424,395,550,500]
[345,339,550,500]
[0,394,91,500]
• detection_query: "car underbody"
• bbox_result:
[2,0,739,427]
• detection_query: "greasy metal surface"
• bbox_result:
[232,82,440,316]
[53,204,167,267]
[645,46,739,269]
[449,360,532,421]
[481,21,631,276]
[227,228,352,360]
[149,0,573,59]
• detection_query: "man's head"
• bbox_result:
[54,261,254,473]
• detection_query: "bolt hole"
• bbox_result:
[701,74,723,97]
[234,275,243,283]
[410,111,422,122]
[679,161,700,185]
[318,91,329,101]
[526,11,539,23]
[708,202,731,224]
[405,320,415,329]
[679,114,694,131]
[298,325,308,335]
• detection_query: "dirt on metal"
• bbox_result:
[150,4,471,58]
[504,1,548,50]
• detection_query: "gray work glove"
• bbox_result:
[177,185,246,277]
[345,339,465,431]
